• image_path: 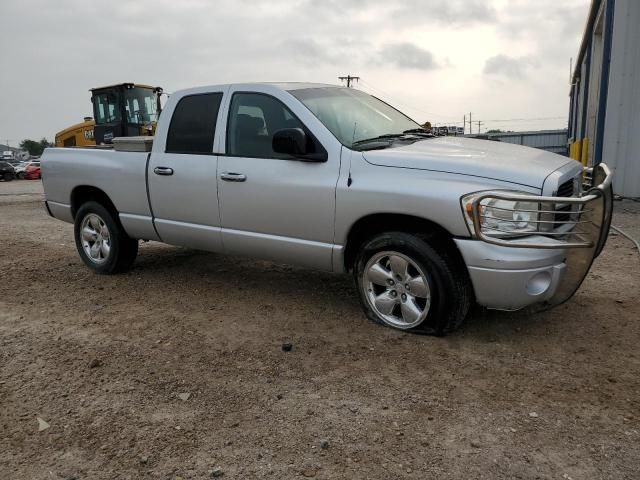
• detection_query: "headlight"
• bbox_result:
[461,192,540,238]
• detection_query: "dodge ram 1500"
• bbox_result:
[41,83,613,335]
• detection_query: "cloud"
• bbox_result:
[314,0,497,26]
[483,55,535,79]
[0,0,590,141]
[493,0,588,68]
[377,43,438,71]
[283,38,339,65]
[282,37,371,67]
[391,0,497,26]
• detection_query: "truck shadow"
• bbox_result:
[130,244,559,340]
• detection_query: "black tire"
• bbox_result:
[354,232,472,336]
[18,172,25,179]
[3,173,12,181]
[74,201,138,274]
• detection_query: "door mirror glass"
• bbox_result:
[272,128,307,156]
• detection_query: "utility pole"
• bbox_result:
[463,115,466,136]
[469,113,472,135]
[338,75,360,88]
[477,121,483,134]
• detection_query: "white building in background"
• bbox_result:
[568,0,640,197]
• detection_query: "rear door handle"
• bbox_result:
[154,166,174,176]
[220,172,247,182]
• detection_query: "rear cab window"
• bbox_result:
[166,93,223,154]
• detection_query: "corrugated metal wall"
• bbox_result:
[487,130,569,156]
[569,0,640,197]
[602,0,640,197]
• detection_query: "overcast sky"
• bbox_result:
[0,0,590,145]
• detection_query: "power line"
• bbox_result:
[482,116,566,123]
[345,77,568,129]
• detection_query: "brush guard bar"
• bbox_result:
[468,163,613,308]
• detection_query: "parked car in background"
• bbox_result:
[1,150,15,162]
[13,161,29,178]
[23,162,41,180]
[0,161,16,181]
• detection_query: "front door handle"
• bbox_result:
[154,166,174,176]
[220,172,247,182]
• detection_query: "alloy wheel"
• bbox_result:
[80,213,111,264]
[363,251,432,329]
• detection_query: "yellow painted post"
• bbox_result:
[571,140,582,162]
[581,138,589,166]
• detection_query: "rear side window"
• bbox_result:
[166,93,222,154]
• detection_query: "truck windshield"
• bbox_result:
[290,87,420,149]
[124,88,159,124]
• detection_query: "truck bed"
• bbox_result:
[41,148,156,240]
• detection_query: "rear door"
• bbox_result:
[216,87,342,271]
[148,88,227,251]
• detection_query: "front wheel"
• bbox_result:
[354,232,472,335]
[74,201,138,274]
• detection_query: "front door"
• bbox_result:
[148,90,226,251]
[217,91,340,271]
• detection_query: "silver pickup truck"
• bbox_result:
[41,83,613,335]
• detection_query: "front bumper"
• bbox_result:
[459,164,613,311]
[455,239,567,310]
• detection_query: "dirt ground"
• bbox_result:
[1,180,639,479]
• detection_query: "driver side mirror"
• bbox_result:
[273,128,307,155]
[272,128,327,162]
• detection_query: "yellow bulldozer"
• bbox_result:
[55,83,163,147]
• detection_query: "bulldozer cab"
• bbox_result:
[91,83,162,144]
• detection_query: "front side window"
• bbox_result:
[290,87,420,149]
[226,93,313,158]
[165,93,222,154]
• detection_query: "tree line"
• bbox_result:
[19,138,53,157]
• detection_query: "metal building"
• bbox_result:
[484,130,569,156]
[568,0,640,197]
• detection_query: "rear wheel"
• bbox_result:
[354,232,471,335]
[74,201,138,274]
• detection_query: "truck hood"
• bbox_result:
[362,137,574,189]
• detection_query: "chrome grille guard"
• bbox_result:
[469,163,613,309]
[469,163,613,252]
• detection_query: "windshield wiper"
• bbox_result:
[402,128,433,136]
[351,133,404,147]
[351,129,434,150]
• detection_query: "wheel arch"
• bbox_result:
[70,185,118,220]
[342,213,465,272]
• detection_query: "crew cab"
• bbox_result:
[41,83,613,335]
